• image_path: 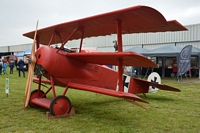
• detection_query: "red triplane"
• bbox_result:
[23,5,187,116]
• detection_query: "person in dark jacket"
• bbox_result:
[9,60,15,74]
[17,59,25,77]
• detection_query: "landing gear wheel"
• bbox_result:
[50,95,72,116]
[29,89,46,108]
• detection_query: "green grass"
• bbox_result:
[0,68,200,133]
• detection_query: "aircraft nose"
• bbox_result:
[35,46,56,75]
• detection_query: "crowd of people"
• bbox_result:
[0,59,26,77]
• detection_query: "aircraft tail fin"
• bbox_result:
[127,76,149,94]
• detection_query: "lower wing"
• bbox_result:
[33,78,148,104]
[67,82,148,103]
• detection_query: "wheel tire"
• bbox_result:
[29,89,46,108]
[50,95,71,116]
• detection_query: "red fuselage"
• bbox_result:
[35,46,118,90]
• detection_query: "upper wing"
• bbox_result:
[66,51,158,67]
[23,6,187,45]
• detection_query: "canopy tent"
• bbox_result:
[124,47,150,54]
[15,49,31,57]
[24,49,31,55]
[124,47,151,78]
[124,45,183,77]
[15,51,25,57]
[191,47,200,56]
[140,44,200,78]
[143,44,200,57]
[191,47,200,78]
[143,44,182,57]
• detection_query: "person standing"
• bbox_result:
[9,60,15,74]
[15,60,18,71]
[17,59,25,77]
[2,61,8,75]
[0,60,2,75]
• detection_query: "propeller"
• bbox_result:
[24,21,38,108]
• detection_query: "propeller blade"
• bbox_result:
[24,21,38,108]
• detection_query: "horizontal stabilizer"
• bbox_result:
[128,77,180,94]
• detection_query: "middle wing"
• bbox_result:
[66,52,157,68]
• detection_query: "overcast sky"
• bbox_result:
[0,0,200,46]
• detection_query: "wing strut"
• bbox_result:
[59,26,82,51]
[79,27,84,53]
[48,32,55,46]
[116,19,124,92]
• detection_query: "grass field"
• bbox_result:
[0,68,200,133]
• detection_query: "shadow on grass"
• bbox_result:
[26,106,49,114]
[138,94,177,102]
[72,96,147,120]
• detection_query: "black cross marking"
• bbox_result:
[150,76,158,89]
[123,75,129,88]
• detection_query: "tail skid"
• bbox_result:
[126,99,148,110]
